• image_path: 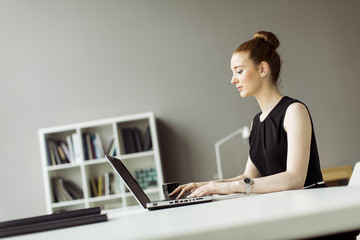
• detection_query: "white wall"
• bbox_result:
[0,0,359,221]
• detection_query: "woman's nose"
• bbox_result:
[231,76,238,85]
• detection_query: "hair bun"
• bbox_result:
[254,31,280,49]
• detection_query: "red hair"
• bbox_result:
[234,31,281,84]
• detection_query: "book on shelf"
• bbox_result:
[90,178,98,197]
[133,128,143,152]
[94,133,105,157]
[66,136,74,163]
[84,133,93,160]
[57,145,68,164]
[61,142,73,163]
[46,140,56,166]
[83,133,105,160]
[89,172,115,197]
[144,126,152,151]
[122,128,137,154]
[71,133,82,163]
[122,126,152,154]
[97,175,103,197]
[63,180,84,199]
[52,177,83,202]
[106,138,116,156]
[104,173,109,196]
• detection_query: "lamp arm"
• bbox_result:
[215,129,243,180]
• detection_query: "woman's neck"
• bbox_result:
[255,86,283,116]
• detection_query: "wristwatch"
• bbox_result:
[242,177,253,195]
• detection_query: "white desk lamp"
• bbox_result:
[215,126,250,180]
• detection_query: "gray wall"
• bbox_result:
[0,0,359,221]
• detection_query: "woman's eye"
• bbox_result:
[237,70,243,74]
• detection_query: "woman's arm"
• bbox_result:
[173,157,261,199]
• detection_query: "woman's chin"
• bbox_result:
[240,91,249,98]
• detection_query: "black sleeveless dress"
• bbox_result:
[249,97,360,239]
[248,96,324,187]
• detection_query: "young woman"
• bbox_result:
[170,31,360,240]
[171,31,325,199]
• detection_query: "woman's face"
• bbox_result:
[230,52,262,98]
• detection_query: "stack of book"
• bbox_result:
[82,133,105,160]
[52,177,83,202]
[89,172,115,197]
[122,126,152,154]
[0,207,107,238]
[46,134,81,166]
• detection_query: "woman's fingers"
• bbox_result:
[187,182,221,198]
[169,183,196,198]
[169,182,211,199]
[169,186,182,196]
[187,185,209,198]
[177,184,198,199]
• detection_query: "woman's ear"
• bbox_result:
[259,61,269,78]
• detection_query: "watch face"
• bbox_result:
[244,178,252,184]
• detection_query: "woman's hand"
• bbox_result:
[170,181,239,199]
[186,181,238,198]
[169,182,208,199]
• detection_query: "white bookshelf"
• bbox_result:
[38,112,164,214]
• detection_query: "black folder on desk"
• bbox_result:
[0,207,107,238]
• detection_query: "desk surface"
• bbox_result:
[7,186,360,240]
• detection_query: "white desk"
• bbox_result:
[7,186,360,240]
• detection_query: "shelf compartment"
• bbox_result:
[48,167,84,204]
[84,162,122,199]
[43,129,79,166]
[80,124,115,161]
[116,118,152,155]
[122,155,159,191]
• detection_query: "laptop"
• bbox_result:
[105,155,213,210]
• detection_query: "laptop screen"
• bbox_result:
[105,155,151,208]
